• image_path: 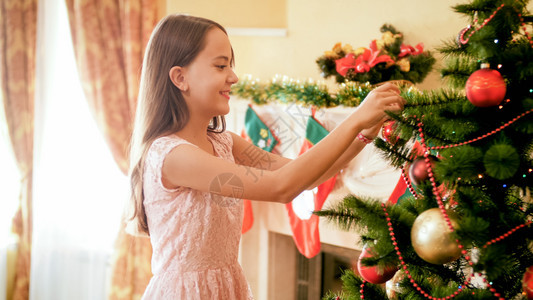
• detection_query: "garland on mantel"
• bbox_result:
[231,74,416,108]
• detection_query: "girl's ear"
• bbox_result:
[169,66,188,91]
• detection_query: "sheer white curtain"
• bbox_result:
[30,0,128,299]
[0,95,20,300]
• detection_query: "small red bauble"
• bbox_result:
[524,265,533,299]
[465,64,506,107]
[382,120,399,144]
[356,246,398,284]
[409,155,438,186]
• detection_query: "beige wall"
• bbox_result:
[229,0,465,92]
[162,1,533,299]
[165,0,286,28]
[163,0,478,91]
[162,1,533,92]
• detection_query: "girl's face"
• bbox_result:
[182,27,238,119]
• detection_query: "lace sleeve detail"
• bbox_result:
[145,136,195,193]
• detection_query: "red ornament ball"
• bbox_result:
[524,265,533,299]
[356,246,398,284]
[465,67,506,107]
[382,120,399,144]
[409,155,438,186]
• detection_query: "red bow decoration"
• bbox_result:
[335,53,357,76]
[335,40,394,76]
[398,43,425,58]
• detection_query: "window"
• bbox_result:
[29,0,128,298]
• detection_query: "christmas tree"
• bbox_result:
[317,0,533,299]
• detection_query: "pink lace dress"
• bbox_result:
[141,132,253,299]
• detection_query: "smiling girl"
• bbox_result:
[127,14,405,299]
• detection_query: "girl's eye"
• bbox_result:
[216,65,227,70]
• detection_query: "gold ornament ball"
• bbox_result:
[411,208,462,265]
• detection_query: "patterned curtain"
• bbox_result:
[63,0,158,299]
[0,0,38,299]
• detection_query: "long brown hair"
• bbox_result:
[126,15,231,236]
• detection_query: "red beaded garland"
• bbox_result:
[483,221,532,248]
[427,109,533,151]
[415,122,454,231]
[514,9,533,49]
[402,163,421,198]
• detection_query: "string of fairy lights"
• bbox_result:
[231,75,416,108]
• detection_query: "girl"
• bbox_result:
[128,14,405,299]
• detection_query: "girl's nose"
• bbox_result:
[228,69,238,84]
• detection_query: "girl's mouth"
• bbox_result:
[220,91,230,99]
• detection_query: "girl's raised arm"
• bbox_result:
[229,119,382,191]
[162,82,404,204]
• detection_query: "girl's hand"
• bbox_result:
[354,82,405,129]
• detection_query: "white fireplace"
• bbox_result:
[239,187,365,300]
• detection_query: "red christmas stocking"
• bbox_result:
[286,115,337,258]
